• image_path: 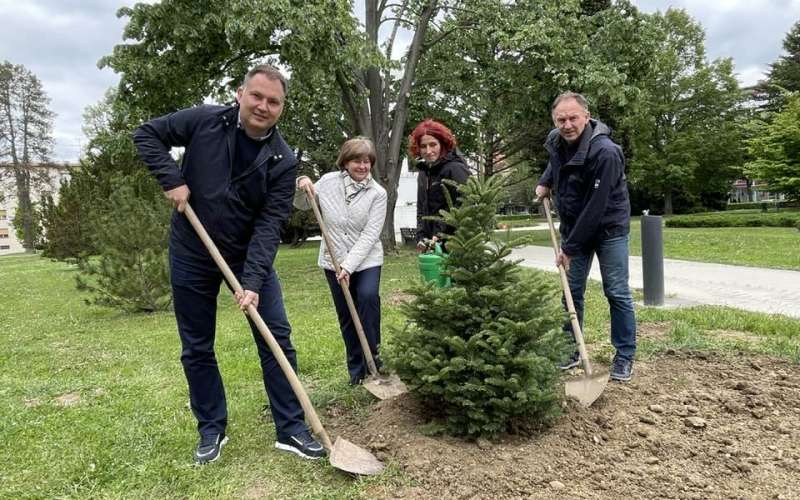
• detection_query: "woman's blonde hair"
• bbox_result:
[336,136,377,169]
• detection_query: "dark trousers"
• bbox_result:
[324,266,382,380]
[170,251,307,440]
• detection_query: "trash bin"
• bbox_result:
[418,243,451,288]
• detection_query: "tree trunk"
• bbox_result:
[14,166,34,250]
[664,190,673,215]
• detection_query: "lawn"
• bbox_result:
[3,247,799,499]
[500,219,800,270]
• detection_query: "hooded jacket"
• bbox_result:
[415,150,470,242]
[538,119,630,256]
[133,104,297,292]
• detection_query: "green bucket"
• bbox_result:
[418,243,451,288]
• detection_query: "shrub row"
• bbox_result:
[727,201,799,211]
[666,211,800,228]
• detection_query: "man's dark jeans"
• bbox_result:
[324,266,382,381]
[170,250,307,440]
[563,235,637,360]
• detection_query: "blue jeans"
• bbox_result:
[170,250,307,440]
[563,235,636,360]
[324,266,382,380]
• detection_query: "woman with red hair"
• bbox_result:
[408,119,470,250]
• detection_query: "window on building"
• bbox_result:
[0,245,9,250]
[0,228,8,238]
[0,209,6,220]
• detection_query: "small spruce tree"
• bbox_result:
[76,172,172,313]
[388,175,567,437]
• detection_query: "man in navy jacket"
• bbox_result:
[536,92,636,382]
[134,65,325,463]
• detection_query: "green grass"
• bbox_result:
[495,214,543,228]
[500,219,800,270]
[2,248,799,498]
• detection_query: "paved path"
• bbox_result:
[509,245,800,318]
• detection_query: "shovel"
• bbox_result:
[303,186,408,400]
[542,197,608,407]
[183,203,384,475]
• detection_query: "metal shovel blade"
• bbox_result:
[329,436,385,476]
[363,373,408,400]
[565,371,609,407]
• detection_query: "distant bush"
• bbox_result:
[666,211,800,228]
[496,214,535,222]
[726,201,797,211]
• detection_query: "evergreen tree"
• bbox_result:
[75,172,172,313]
[40,173,97,261]
[388,175,566,438]
[755,19,800,110]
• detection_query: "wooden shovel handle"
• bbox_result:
[303,187,380,376]
[183,203,334,450]
[542,197,594,376]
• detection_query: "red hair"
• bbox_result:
[407,119,457,158]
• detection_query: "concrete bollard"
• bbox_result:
[641,211,664,306]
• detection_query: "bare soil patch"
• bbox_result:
[331,351,800,499]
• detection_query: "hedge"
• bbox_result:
[726,201,799,211]
[666,211,800,228]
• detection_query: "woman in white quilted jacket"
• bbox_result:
[295,137,387,385]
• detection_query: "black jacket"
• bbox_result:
[415,150,470,241]
[133,104,297,292]
[538,119,630,256]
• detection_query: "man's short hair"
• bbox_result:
[551,92,590,114]
[242,64,289,96]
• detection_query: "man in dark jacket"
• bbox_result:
[536,92,636,382]
[134,65,325,463]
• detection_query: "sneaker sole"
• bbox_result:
[559,360,581,370]
[274,441,325,460]
[610,373,632,382]
[195,436,229,464]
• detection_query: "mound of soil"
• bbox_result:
[331,351,800,499]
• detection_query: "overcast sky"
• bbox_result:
[1,0,798,163]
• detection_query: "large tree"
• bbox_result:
[753,19,800,111]
[410,0,656,202]
[0,61,56,250]
[628,9,744,214]
[745,94,800,202]
[101,0,450,252]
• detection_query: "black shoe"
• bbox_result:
[275,430,327,460]
[610,356,634,382]
[559,351,581,370]
[194,433,228,464]
[349,373,365,386]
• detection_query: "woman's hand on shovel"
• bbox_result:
[297,176,316,197]
[337,268,350,287]
[235,290,260,312]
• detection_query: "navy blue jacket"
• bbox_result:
[133,104,297,292]
[538,119,630,256]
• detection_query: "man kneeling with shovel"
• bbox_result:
[536,91,637,383]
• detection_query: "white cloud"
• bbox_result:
[632,0,800,86]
